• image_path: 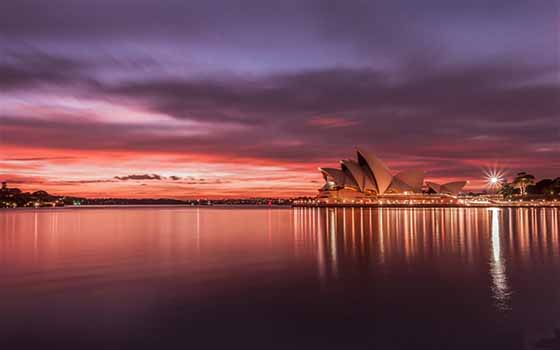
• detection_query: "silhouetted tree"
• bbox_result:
[546,177,560,196]
[513,172,535,196]
[498,182,517,198]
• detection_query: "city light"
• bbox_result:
[484,168,506,189]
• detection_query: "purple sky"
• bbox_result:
[0,0,559,197]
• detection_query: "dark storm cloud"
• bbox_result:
[98,60,559,161]
[105,60,558,127]
[1,53,558,166]
[0,51,89,89]
[2,49,556,133]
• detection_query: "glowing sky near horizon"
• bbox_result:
[1,0,559,198]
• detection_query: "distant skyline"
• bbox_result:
[1,0,559,198]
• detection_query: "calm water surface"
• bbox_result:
[1,207,559,349]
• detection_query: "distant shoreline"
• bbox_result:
[2,203,559,210]
[293,203,560,209]
[0,204,294,210]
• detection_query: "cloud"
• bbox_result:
[111,174,225,184]
[0,23,558,196]
[0,0,557,198]
[307,116,358,128]
[102,61,558,127]
[114,174,164,181]
[2,156,77,162]
[1,57,558,171]
[179,177,230,185]
[50,179,118,184]
[0,1,554,62]
[0,50,89,90]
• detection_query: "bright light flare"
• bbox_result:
[483,168,506,189]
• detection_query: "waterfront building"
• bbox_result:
[426,181,468,195]
[317,148,467,203]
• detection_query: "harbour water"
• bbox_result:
[1,207,559,349]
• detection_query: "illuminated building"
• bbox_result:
[426,181,468,195]
[317,148,466,202]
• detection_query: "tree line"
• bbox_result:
[498,172,560,198]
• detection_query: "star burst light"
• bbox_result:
[483,168,506,189]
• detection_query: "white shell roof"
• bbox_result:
[319,148,466,195]
[355,148,393,195]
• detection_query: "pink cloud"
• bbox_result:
[306,116,358,128]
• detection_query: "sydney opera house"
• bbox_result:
[317,148,467,202]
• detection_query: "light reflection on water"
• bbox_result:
[0,207,559,349]
[490,208,510,310]
[294,207,558,287]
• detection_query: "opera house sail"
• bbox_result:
[317,148,467,202]
[426,181,468,195]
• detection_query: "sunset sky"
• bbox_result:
[1,0,559,198]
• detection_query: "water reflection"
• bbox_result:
[328,208,338,278]
[1,207,560,348]
[489,208,510,310]
[294,207,560,312]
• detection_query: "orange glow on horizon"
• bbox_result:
[0,145,544,199]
